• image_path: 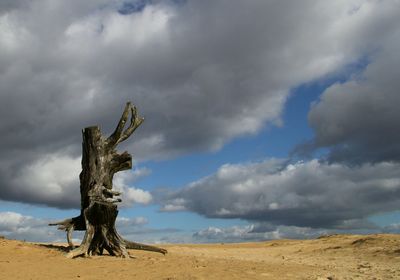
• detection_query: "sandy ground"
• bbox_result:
[1,234,400,280]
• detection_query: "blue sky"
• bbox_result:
[0,0,400,243]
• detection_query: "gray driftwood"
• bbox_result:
[49,102,167,258]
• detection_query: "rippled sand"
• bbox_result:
[1,234,400,279]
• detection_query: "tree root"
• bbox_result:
[49,218,77,248]
[51,215,167,258]
[124,239,167,255]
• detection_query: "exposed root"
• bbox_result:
[49,218,76,248]
[66,217,95,259]
[51,216,168,258]
[66,246,88,259]
[124,239,168,255]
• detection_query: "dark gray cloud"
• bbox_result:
[160,159,400,228]
[307,13,400,164]
[0,0,398,208]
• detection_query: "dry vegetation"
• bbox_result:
[1,234,400,279]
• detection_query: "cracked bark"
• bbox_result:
[49,102,167,258]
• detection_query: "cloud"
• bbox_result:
[114,215,185,243]
[0,211,64,242]
[193,225,258,242]
[305,7,400,164]
[191,221,384,243]
[192,224,326,243]
[384,223,400,233]
[160,159,400,228]
[113,168,153,206]
[3,152,81,208]
[0,0,399,208]
[0,150,152,209]
[0,211,40,232]
[117,216,149,227]
[0,210,384,244]
[0,0,25,14]
[0,211,166,243]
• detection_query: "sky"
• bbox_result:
[1,0,400,244]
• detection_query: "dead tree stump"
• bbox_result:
[50,102,167,258]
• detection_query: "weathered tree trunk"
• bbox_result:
[50,102,167,258]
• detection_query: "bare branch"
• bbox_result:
[107,102,130,145]
[110,152,132,173]
[118,104,144,144]
[49,218,75,248]
[107,102,144,147]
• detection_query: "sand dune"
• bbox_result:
[1,234,400,279]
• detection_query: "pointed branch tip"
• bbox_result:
[107,102,144,146]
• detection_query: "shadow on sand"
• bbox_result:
[37,243,71,253]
